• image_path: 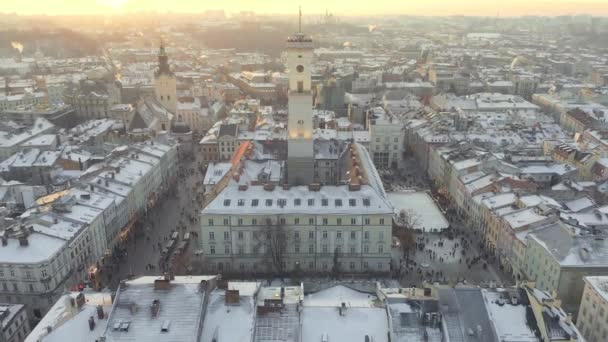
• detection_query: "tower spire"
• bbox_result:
[159,38,166,56]
[298,6,302,33]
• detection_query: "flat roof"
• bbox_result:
[585,276,608,303]
[102,276,212,342]
[483,290,538,342]
[387,192,449,232]
[201,289,256,342]
[0,229,66,264]
[26,292,113,342]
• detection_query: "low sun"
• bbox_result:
[97,0,130,10]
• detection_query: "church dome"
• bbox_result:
[171,121,191,134]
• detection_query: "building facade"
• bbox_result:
[154,44,177,114]
[578,276,608,342]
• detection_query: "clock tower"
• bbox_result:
[286,8,314,185]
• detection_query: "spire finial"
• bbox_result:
[160,38,165,55]
[298,6,302,33]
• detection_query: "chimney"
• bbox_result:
[280,287,285,301]
[96,305,104,319]
[18,236,28,247]
[88,316,96,331]
[150,299,160,318]
[225,289,240,305]
[154,278,171,290]
[89,184,94,192]
[76,293,86,308]
[1,237,6,246]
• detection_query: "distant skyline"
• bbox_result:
[1,0,608,17]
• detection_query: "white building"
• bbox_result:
[176,97,213,134]
[0,215,98,319]
[367,107,404,169]
[0,303,30,342]
[0,91,47,112]
[200,141,394,274]
[578,276,608,342]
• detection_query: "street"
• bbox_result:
[102,153,206,289]
[387,155,514,288]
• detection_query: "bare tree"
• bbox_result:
[255,217,288,275]
[332,247,341,276]
[171,252,191,275]
[393,209,420,266]
[395,209,420,230]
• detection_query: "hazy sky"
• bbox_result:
[1,0,607,16]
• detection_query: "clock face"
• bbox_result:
[296,65,304,73]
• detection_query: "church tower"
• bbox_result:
[154,42,177,113]
[286,8,314,185]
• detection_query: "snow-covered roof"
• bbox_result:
[201,289,256,342]
[203,184,392,216]
[387,192,449,232]
[304,285,376,308]
[564,196,596,213]
[502,208,549,230]
[101,276,214,342]
[529,225,608,267]
[482,290,538,342]
[585,276,608,303]
[203,162,232,186]
[26,292,113,342]
[302,306,388,342]
[0,229,65,264]
[302,285,387,342]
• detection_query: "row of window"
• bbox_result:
[224,197,372,208]
[209,217,384,226]
[374,136,400,143]
[208,261,384,272]
[208,230,385,241]
[0,281,51,293]
[209,243,386,255]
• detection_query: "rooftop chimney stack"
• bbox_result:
[88,316,96,331]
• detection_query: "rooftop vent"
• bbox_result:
[348,183,361,191]
[308,183,321,191]
[18,236,28,247]
[154,278,171,290]
[150,299,160,318]
[263,183,275,191]
[96,305,104,319]
[226,289,240,305]
[161,320,170,333]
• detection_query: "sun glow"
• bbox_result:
[96,0,130,10]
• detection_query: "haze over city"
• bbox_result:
[1,2,608,342]
[1,0,608,16]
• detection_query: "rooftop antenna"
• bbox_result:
[299,6,302,33]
